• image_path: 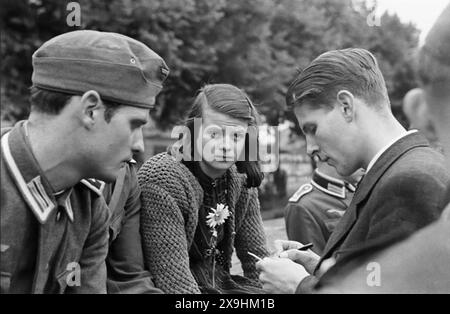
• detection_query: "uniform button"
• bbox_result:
[56,212,61,221]
[45,263,49,270]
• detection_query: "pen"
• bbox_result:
[298,243,314,251]
[247,251,263,261]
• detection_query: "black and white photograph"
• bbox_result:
[1,0,449,302]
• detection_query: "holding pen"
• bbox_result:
[248,242,314,261]
[297,243,314,251]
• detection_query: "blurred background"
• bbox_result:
[1,0,438,219]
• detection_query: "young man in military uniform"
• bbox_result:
[285,160,361,255]
[0,30,169,293]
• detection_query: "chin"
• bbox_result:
[334,165,352,177]
[209,160,234,171]
[94,169,120,183]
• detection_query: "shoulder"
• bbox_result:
[1,127,13,137]
[288,183,313,203]
[137,153,202,202]
[138,152,189,182]
[382,148,449,189]
[396,146,447,174]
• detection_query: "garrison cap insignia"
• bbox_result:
[289,183,313,203]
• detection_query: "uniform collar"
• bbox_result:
[1,121,74,223]
[311,169,355,199]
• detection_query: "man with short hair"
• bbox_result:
[0,30,169,293]
[256,48,450,293]
[317,5,450,292]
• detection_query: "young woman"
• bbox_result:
[138,84,269,294]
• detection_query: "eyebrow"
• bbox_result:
[131,118,148,127]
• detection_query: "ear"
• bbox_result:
[336,90,355,122]
[79,90,103,129]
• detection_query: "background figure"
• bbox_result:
[285,158,361,255]
[402,88,441,152]
[138,84,269,294]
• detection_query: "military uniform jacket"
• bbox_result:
[296,132,450,293]
[103,163,162,294]
[285,170,355,255]
[1,122,109,293]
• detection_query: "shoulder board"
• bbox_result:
[289,183,313,203]
[80,178,105,196]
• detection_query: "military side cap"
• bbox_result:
[32,30,169,108]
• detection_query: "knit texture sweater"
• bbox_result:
[138,153,269,294]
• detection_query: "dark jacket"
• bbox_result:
[296,132,450,293]
[103,163,162,294]
[1,123,109,293]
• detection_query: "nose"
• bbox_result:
[131,129,145,154]
[306,135,319,158]
[218,135,233,154]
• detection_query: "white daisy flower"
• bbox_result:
[206,203,230,229]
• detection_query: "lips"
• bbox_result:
[215,155,235,161]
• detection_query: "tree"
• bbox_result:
[1,0,419,130]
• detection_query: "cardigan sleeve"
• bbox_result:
[234,188,270,280]
[139,182,201,294]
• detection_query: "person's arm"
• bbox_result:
[66,196,110,293]
[139,182,201,294]
[106,166,162,294]
[234,188,270,280]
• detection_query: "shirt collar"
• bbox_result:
[366,130,418,174]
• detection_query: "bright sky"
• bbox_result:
[373,0,449,45]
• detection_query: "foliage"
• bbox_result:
[1,0,419,129]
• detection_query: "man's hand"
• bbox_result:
[279,249,320,274]
[256,257,309,294]
[273,239,304,254]
[273,240,320,274]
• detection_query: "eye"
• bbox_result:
[304,125,317,135]
[233,133,244,141]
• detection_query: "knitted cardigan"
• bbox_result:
[138,153,269,294]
